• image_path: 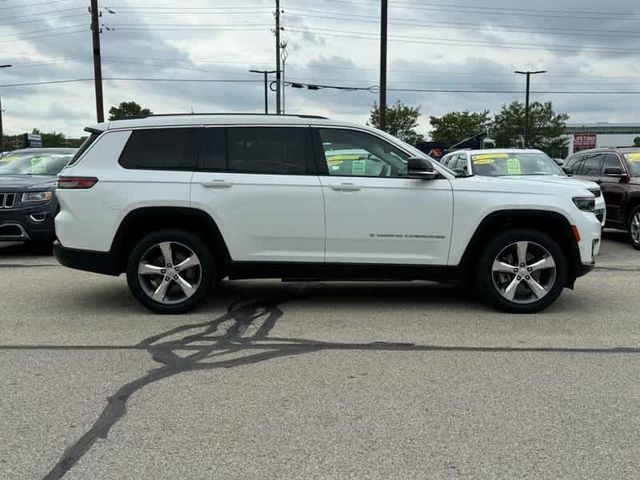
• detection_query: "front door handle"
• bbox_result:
[200,179,233,189]
[331,183,361,192]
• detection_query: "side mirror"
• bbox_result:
[604,167,626,178]
[562,166,573,176]
[407,157,438,180]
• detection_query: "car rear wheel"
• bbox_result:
[126,229,215,314]
[628,206,640,250]
[477,229,567,313]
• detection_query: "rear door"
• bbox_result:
[190,126,325,263]
[315,127,453,265]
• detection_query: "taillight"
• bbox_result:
[57,176,98,189]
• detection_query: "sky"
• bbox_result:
[1,0,639,138]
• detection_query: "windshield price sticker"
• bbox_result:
[625,153,640,162]
[506,158,522,174]
[473,153,508,165]
[30,157,48,174]
[351,159,366,176]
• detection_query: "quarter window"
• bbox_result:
[119,128,199,170]
[318,128,409,177]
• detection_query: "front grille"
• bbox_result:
[0,193,16,209]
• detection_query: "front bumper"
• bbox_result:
[0,203,57,241]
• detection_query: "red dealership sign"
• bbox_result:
[574,133,597,152]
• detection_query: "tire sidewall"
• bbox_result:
[126,229,215,314]
[628,206,640,250]
[477,228,568,313]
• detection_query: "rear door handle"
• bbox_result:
[331,183,361,192]
[200,179,233,189]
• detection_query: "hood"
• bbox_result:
[452,175,592,198]
[499,174,600,190]
[0,175,57,192]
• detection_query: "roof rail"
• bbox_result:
[121,112,328,120]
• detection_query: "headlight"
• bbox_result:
[573,196,595,212]
[22,191,53,203]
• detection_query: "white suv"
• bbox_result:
[54,114,602,314]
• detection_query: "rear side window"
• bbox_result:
[119,128,199,170]
[226,127,311,174]
[67,132,99,166]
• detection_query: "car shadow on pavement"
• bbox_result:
[0,241,52,257]
[36,286,635,480]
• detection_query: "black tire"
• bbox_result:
[126,229,215,314]
[627,205,640,250]
[476,228,568,314]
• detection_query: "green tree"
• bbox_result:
[369,101,425,145]
[492,101,569,156]
[634,136,640,147]
[108,101,152,121]
[429,110,491,146]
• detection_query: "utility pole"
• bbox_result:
[90,0,104,123]
[249,69,276,114]
[515,70,546,147]
[275,0,282,115]
[379,0,388,131]
[0,64,11,154]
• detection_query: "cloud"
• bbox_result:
[1,0,640,138]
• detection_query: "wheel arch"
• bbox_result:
[110,207,231,274]
[459,209,582,285]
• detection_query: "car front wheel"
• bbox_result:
[478,229,568,313]
[126,229,215,314]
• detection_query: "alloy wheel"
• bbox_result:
[491,241,557,305]
[137,241,202,305]
[631,213,640,245]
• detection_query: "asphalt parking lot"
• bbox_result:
[1,232,640,480]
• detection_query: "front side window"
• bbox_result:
[318,128,409,177]
[579,154,604,176]
[119,128,199,170]
[603,154,623,172]
[227,127,310,175]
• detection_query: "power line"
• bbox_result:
[0,24,86,38]
[0,7,84,22]
[326,0,637,20]
[286,27,640,55]
[286,9,640,40]
[1,0,75,9]
[0,28,89,44]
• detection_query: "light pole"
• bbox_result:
[0,64,12,155]
[515,70,546,147]
[249,69,277,114]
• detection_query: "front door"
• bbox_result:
[315,127,453,265]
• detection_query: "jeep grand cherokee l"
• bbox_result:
[53,114,601,314]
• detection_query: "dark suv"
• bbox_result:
[0,148,75,249]
[564,147,640,249]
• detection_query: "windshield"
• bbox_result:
[470,151,563,177]
[0,152,73,176]
[624,152,640,176]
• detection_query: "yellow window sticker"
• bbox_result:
[30,156,48,174]
[625,153,640,162]
[327,154,361,164]
[506,158,522,174]
[472,153,509,165]
[351,159,366,176]
[0,155,19,163]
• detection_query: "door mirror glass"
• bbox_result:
[604,167,626,177]
[562,166,573,176]
[407,157,437,180]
